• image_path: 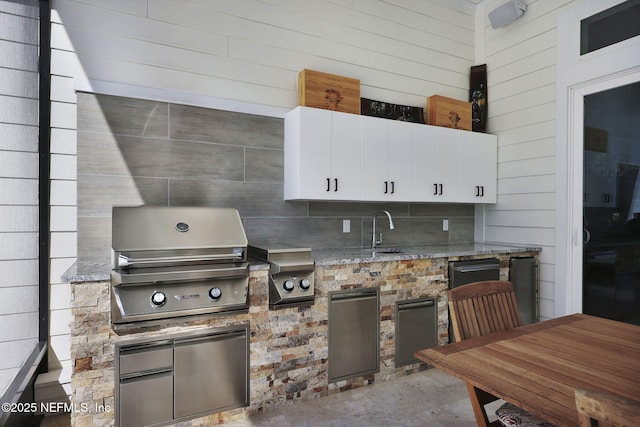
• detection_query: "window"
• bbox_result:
[580,0,640,55]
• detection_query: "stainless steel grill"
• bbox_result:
[111,206,249,328]
[248,242,315,309]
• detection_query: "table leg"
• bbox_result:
[466,382,502,427]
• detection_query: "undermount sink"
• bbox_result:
[373,248,404,254]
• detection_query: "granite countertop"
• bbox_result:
[62,261,112,283]
[62,242,540,283]
[312,242,541,266]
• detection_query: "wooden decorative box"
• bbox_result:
[298,69,360,114]
[427,95,472,131]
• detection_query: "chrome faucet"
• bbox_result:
[371,210,395,249]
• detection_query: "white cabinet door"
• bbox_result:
[361,117,389,200]
[413,125,459,202]
[435,127,460,202]
[361,117,413,201]
[284,107,361,200]
[387,121,414,201]
[284,107,331,200]
[413,125,439,201]
[458,132,497,203]
[330,111,362,200]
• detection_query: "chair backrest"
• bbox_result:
[448,280,523,342]
[575,388,640,427]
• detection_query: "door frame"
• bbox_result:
[556,0,640,317]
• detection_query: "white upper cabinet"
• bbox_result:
[413,126,460,202]
[361,117,413,201]
[458,131,497,203]
[284,107,361,200]
[284,106,497,204]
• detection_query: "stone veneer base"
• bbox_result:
[69,252,536,426]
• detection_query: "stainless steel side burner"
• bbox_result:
[110,206,249,328]
[248,242,315,309]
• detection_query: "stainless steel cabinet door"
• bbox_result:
[173,331,248,419]
[119,371,173,427]
[509,257,539,324]
[396,298,437,367]
[329,289,380,382]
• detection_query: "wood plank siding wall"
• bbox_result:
[476,0,589,320]
[0,0,40,397]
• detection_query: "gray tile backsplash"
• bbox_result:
[167,180,307,217]
[245,147,283,182]
[78,94,169,137]
[79,133,245,180]
[78,175,169,217]
[169,103,284,149]
[77,92,474,262]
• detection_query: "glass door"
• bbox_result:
[583,82,640,325]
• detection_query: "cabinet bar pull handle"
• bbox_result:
[391,181,395,194]
[327,178,331,192]
[481,186,484,197]
[334,178,338,192]
[439,184,443,195]
[384,181,388,194]
[434,183,438,195]
[331,290,377,300]
[398,300,435,310]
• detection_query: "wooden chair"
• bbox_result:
[575,388,640,427]
[448,281,555,427]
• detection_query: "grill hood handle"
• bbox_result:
[117,252,244,268]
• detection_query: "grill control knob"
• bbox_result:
[283,280,295,292]
[151,292,166,307]
[299,279,311,290]
[209,287,222,300]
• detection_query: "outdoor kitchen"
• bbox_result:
[5,1,640,427]
[62,92,540,426]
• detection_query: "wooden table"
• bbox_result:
[415,314,640,427]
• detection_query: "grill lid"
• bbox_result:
[112,206,248,253]
[110,206,250,327]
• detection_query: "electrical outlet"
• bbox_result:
[343,219,350,233]
[443,219,449,231]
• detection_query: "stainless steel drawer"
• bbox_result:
[119,371,173,427]
[448,258,500,288]
[119,341,173,376]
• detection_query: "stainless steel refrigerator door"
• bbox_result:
[328,289,380,383]
[396,298,437,366]
[509,257,539,324]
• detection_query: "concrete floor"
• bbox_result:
[40,368,498,426]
